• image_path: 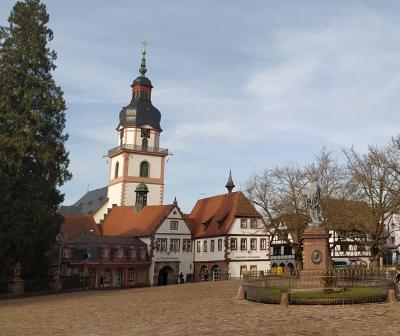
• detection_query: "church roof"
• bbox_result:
[102,204,177,237]
[59,186,108,216]
[119,98,162,131]
[188,191,263,238]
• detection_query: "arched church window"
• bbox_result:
[114,162,119,179]
[119,130,124,146]
[141,137,148,151]
[140,161,149,178]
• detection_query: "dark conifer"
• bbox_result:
[0,0,71,281]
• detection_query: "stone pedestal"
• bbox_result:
[11,263,24,295]
[301,226,331,277]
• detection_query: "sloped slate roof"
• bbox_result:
[65,235,146,246]
[59,186,108,216]
[188,191,263,238]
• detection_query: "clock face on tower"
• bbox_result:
[311,250,323,264]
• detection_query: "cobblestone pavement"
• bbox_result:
[1,280,400,336]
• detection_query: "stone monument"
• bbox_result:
[301,176,331,276]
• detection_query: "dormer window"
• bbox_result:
[240,219,247,229]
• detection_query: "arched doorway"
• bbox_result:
[271,263,278,273]
[158,266,174,286]
[212,265,220,281]
[200,265,209,282]
[287,263,294,275]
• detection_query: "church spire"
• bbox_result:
[225,169,235,194]
[139,41,147,77]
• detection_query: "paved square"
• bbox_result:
[1,280,400,336]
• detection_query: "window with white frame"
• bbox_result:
[230,238,237,250]
[197,241,201,253]
[240,265,247,275]
[183,239,192,252]
[240,219,247,229]
[203,240,208,252]
[170,239,180,252]
[250,218,257,229]
[170,220,178,230]
[250,238,257,250]
[218,239,222,251]
[260,238,266,250]
[210,240,215,252]
[157,238,167,252]
[240,238,247,251]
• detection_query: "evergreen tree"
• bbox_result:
[0,0,71,281]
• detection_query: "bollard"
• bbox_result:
[280,292,289,307]
[237,284,247,300]
[388,289,397,303]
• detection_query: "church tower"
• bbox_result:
[107,44,168,207]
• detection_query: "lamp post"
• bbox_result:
[56,232,64,288]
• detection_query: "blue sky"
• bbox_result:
[2,1,400,212]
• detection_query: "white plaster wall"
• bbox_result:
[228,218,266,235]
[153,233,193,285]
[107,183,122,206]
[194,237,225,262]
[157,208,190,234]
[124,182,162,206]
[109,155,123,180]
[127,153,162,179]
[228,260,271,278]
[134,126,159,148]
[93,202,109,224]
[228,236,270,261]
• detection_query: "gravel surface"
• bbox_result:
[0,280,400,336]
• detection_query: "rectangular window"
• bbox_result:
[170,220,178,230]
[340,244,349,252]
[138,248,146,260]
[250,218,257,229]
[197,241,201,253]
[218,239,222,251]
[203,240,207,252]
[240,238,247,251]
[170,239,180,252]
[183,239,192,252]
[284,245,292,255]
[230,238,237,250]
[250,238,257,250]
[357,244,365,252]
[155,239,161,251]
[127,270,134,281]
[250,265,257,271]
[159,238,167,252]
[260,238,266,250]
[210,240,215,252]
[240,219,247,229]
[391,236,396,244]
[273,246,281,256]
[240,265,247,275]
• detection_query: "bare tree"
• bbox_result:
[245,164,308,265]
[343,141,400,266]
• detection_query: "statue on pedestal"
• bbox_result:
[306,175,321,226]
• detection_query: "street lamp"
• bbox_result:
[56,232,64,283]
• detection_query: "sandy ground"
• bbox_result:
[0,280,400,336]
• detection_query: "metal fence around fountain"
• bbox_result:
[242,269,396,305]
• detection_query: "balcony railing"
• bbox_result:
[108,144,169,156]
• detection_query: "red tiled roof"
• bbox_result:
[61,215,100,240]
[102,204,176,237]
[188,191,262,238]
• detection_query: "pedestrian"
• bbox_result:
[100,274,105,288]
[179,272,184,284]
